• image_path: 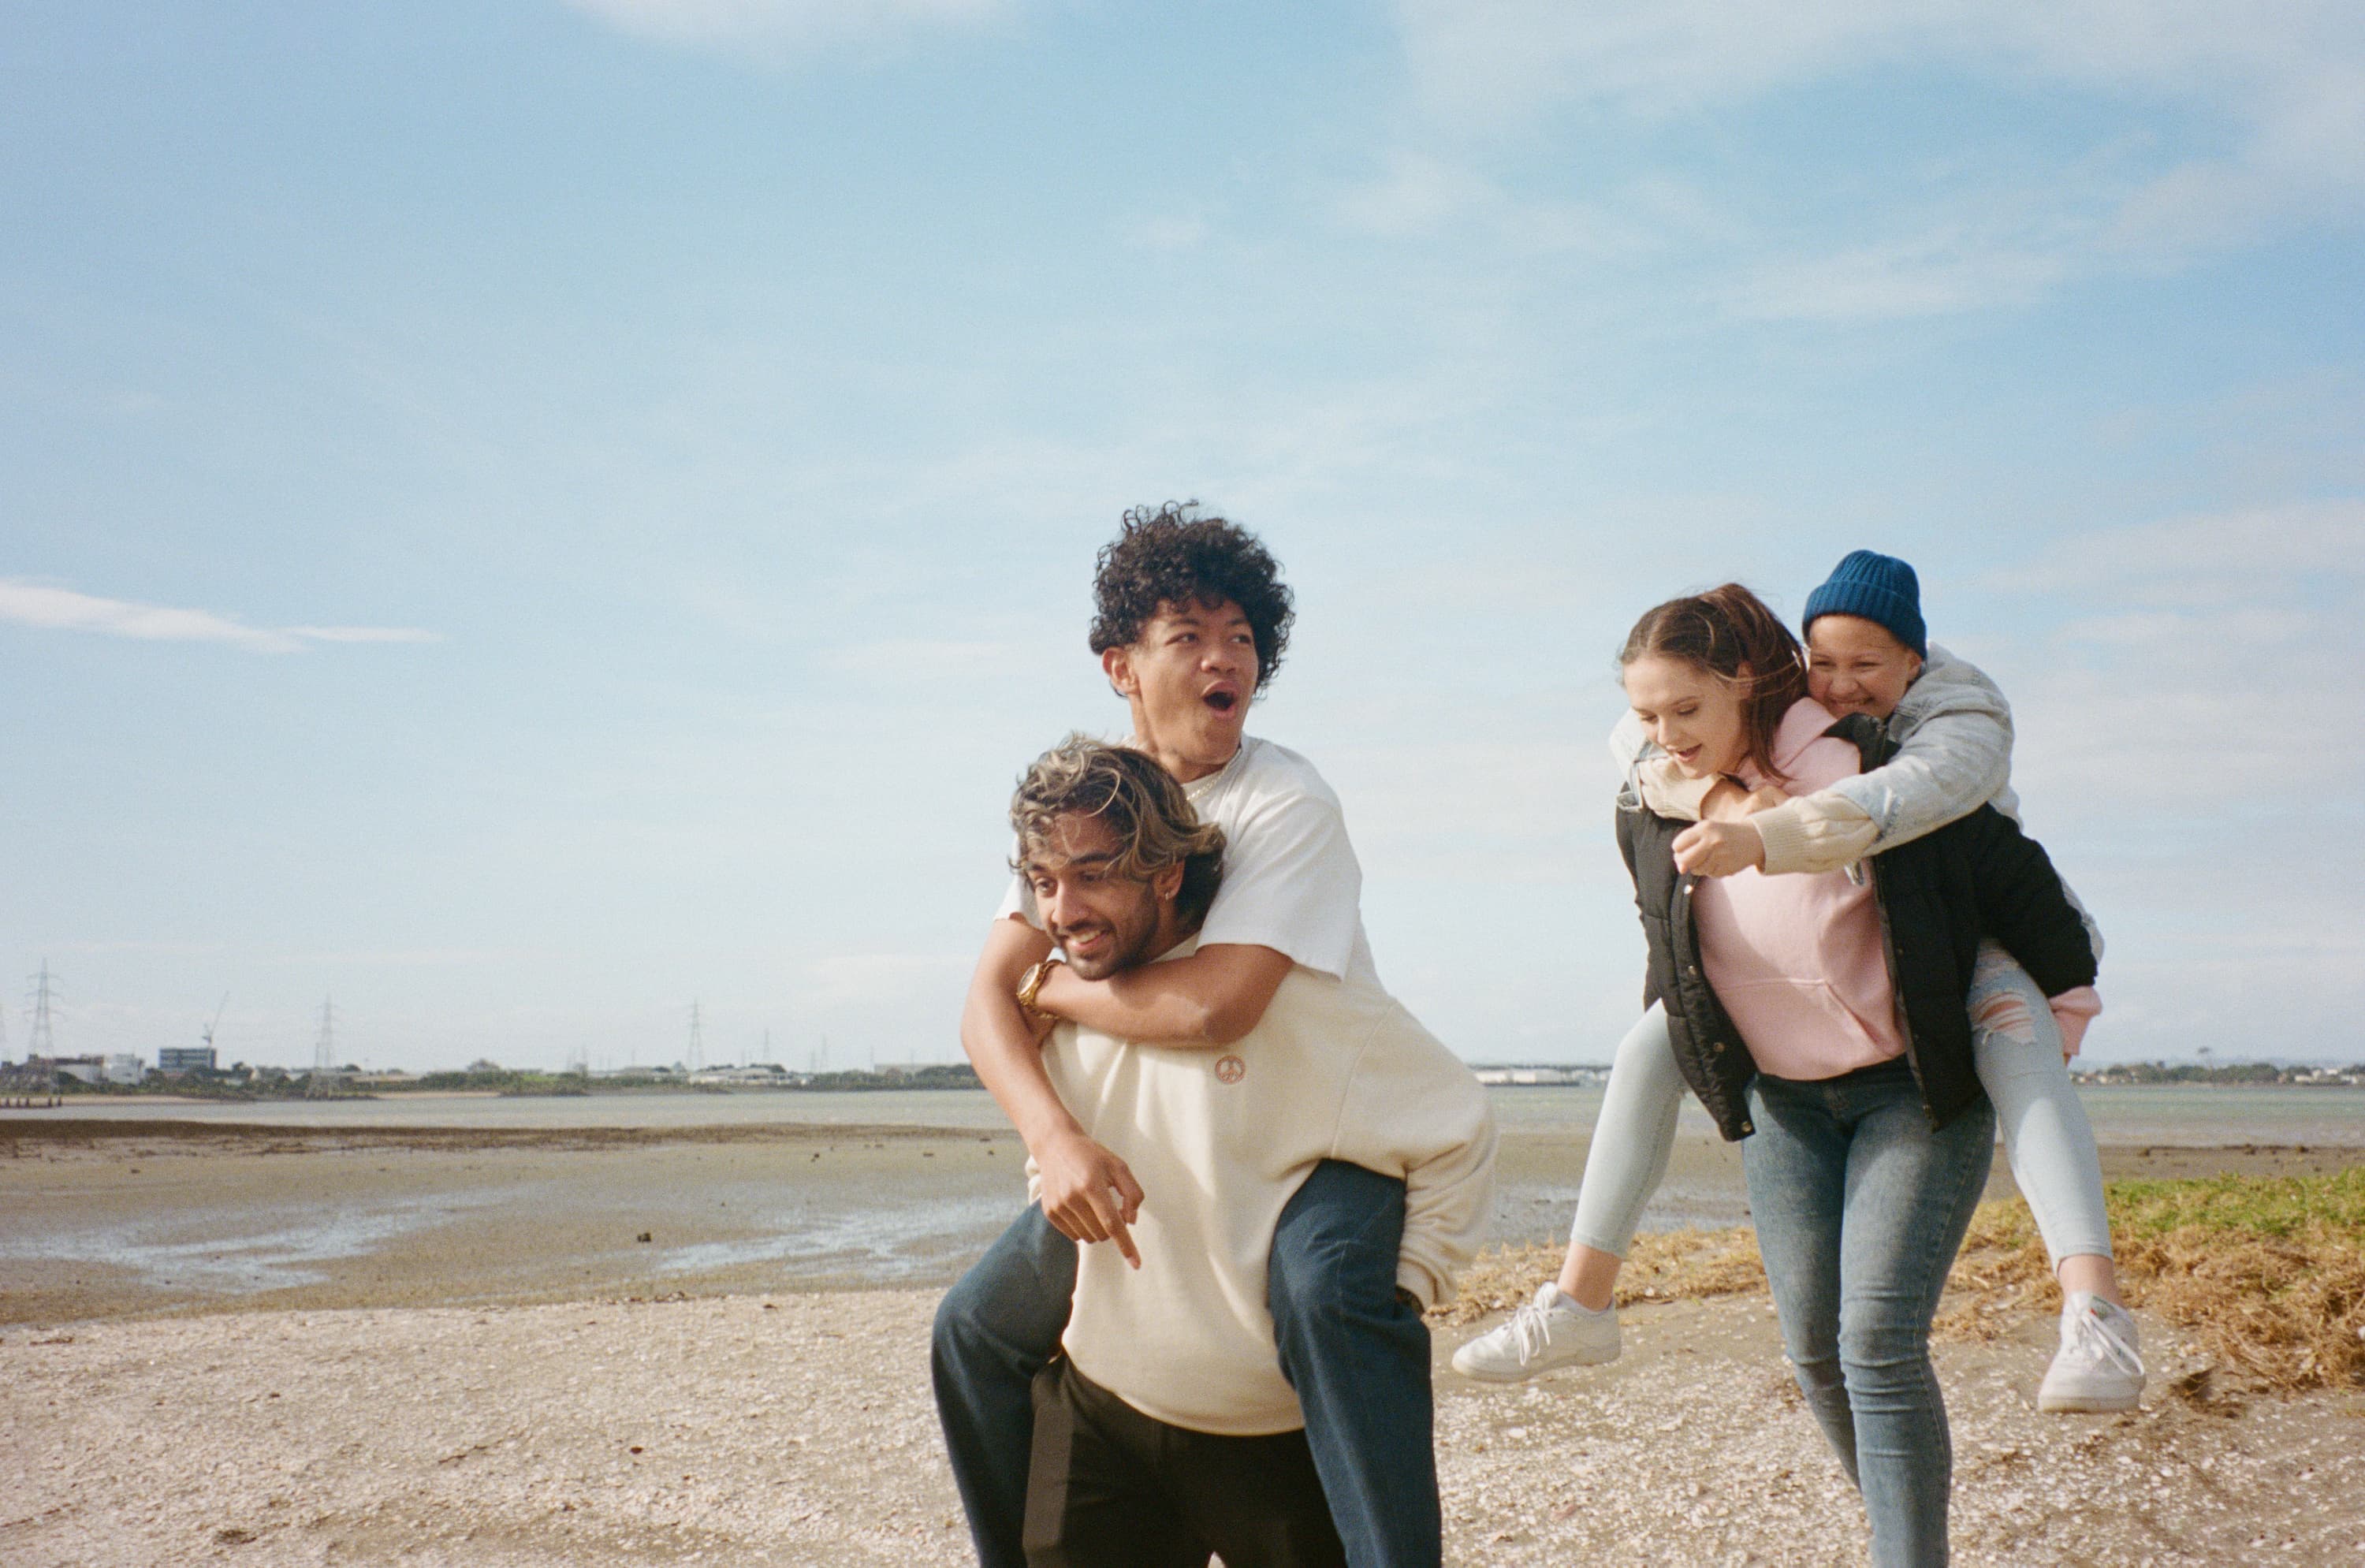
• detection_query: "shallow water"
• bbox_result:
[14,1082,2359,1144]
[4,1084,2356,1317]
[0,1187,513,1293]
[0,1088,1011,1132]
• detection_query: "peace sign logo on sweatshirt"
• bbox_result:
[1214,1054,1246,1085]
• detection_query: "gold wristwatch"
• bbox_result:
[1016,955,1062,1017]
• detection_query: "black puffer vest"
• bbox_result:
[1615,716,2099,1142]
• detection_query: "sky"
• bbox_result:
[4,0,2362,1072]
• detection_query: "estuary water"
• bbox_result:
[4,1085,2357,1320]
[14,1081,2362,1144]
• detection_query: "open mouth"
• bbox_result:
[1201,687,1239,715]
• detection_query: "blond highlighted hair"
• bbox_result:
[1010,736,1227,926]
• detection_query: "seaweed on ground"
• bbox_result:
[1440,1168,2365,1394]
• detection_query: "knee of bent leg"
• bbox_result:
[933,1258,1029,1363]
[932,1278,985,1365]
[1971,986,2038,1046]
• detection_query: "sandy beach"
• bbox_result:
[7,1285,2363,1566]
[6,1106,2362,1563]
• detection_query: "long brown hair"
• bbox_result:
[1619,584,1810,784]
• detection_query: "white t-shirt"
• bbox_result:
[996,736,1380,986]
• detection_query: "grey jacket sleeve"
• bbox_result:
[1814,645,2016,851]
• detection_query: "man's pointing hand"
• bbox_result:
[1037,1127,1145,1268]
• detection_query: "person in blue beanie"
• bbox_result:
[1803,549,1927,657]
[1454,550,2142,1420]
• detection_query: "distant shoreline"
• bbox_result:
[0,1116,1003,1150]
[16,1061,2361,1104]
[13,1063,989,1104]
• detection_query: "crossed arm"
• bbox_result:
[958,915,1293,1265]
[1033,941,1294,1047]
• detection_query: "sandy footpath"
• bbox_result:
[6,1287,2362,1566]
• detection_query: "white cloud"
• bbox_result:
[1335,152,1499,237]
[1975,499,2365,813]
[1392,1,2365,315]
[0,579,438,654]
[1720,225,2075,322]
[1120,214,1211,252]
[2006,498,2365,604]
[565,0,1011,58]
[282,625,441,645]
[1396,1,2365,128]
[1937,500,2365,1060]
[822,638,1022,682]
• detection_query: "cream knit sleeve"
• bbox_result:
[1636,757,1719,821]
[1748,792,1883,877]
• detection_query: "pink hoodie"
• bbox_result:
[1692,699,1906,1082]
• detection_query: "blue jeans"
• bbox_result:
[932,1160,1436,1568]
[1742,1060,1994,1568]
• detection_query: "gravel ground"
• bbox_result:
[4,1289,2360,1566]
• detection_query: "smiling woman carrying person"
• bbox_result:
[1599,584,2093,1564]
[1456,553,2141,1417]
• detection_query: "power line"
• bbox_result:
[307,997,337,1096]
[26,961,58,1058]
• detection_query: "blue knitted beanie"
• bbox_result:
[1802,549,1927,657]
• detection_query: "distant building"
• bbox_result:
[1471,1066,1605,1087]
[47,1056,110,1084]
[158,1046,218,1076]
[689,1063,789,1086]
[103,1053,145,1085]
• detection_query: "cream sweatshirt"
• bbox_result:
[1031,944,1496,1436]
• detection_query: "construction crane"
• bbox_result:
[201,993,229,1055]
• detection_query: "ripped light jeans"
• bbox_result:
[1569,942,2113,1265]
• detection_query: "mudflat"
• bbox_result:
[5,1115,2356,1326]
[6,1287,2361,1565]
[0,1120,1028,1325]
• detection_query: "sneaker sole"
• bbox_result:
[2038,1387,2143,1413]
[1451,1347,1621,1383]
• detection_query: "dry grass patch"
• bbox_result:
[1441,1168,2365,1393]
[1942,1165,2365,1393]
[1435,1227,1766,1328]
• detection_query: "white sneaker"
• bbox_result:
[1451,1283,1622,1383]
[2038,1291,2146,1413]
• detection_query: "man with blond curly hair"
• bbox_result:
[934,505,1475,1568]
[984,736,1492,1566]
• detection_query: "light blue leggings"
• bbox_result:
[1570,941,2114,1267]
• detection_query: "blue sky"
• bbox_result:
[5,0,2361,1071]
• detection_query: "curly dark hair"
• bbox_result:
[1088,502,1294,693]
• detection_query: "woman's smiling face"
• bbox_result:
[1806,614,1924,721]
[1623,653,1749,779]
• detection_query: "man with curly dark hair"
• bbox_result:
[1088,501,1297,695]
[933,503,1459,1568]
